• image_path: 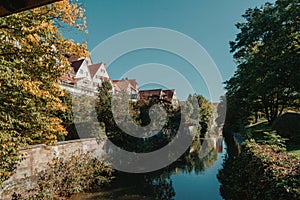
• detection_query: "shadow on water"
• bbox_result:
[71,132,226,200]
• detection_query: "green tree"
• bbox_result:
[226,0,300,125]
[0,0,88,185]
[96,80,114,133]
[186,94,214,134]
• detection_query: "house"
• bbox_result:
[59,56,111,96]
[162,89,179,105]
[112,78,139,101]
[139,89,179,106]
[139,89,163,101]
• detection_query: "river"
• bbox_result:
[71,136,226,200]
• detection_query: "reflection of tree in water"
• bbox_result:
[171,138,218,175]
[102,171,175,200]
[102,136,220,200]
[146,171,176,200]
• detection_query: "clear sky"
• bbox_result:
[65,0,275,101]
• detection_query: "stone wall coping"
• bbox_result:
[20,138,97,151]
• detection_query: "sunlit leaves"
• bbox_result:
[0,0,88,185]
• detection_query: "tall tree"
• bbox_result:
[226,0,300,125]
[0,0,88,184]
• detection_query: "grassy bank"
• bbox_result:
[242,121,300,158]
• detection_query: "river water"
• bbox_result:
[71,136,226,200]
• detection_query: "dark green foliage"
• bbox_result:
[54,90,73,141]
[69,95,102,140]
[95,82,214,153]
[96,81,114,132]
[225,0,300,128]
[272,112,300,144]
[218,140,300,200]
[96,81,181,152]
[255,130,288,148]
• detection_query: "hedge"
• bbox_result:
[218,140,300,200]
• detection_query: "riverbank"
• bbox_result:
[218,121,300,200]
[218,139,300,200]
[243,121,300,158]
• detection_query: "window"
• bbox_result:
[131,94,137,99]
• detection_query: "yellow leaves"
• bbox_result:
[1,142,16,150]
[26,34,40,43]
[22,81,43,97]
[40,21,49,30]
[22,81,56,100]
[52,0,87,31]
[0,0,89,184]
[49,117,68,136]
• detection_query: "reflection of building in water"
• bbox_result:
[216,137,223,153]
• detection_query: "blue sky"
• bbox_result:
[65,0,275,101]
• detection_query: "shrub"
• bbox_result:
[272,112,300,144]
[218,140,300,200]
[13,152,114,199]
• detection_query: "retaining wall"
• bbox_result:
[0,138,105,199]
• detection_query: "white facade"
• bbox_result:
[60,57,111,96]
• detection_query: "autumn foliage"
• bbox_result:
[0,0,88,185]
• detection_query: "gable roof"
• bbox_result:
[71,59,84,73]
[112,79,138,92]
[127,79,138,89]
[113,80,129,91]
[88,63,102,78]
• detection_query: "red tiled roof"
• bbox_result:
[127,79,138,89]
[112,79,138,92]
[139,89,162,100]
[139,89,163,93]
[88,63,102,78]
[116,81,129,91]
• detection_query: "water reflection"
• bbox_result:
[71,134,224,200]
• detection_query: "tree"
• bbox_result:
[196,94,214,134]
[185,94,214,135]
[226,0,300,125]
[215,96,227,128]
[96,80,114,133]
[0,0,88,185]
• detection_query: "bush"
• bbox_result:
[272,112,300,144]
[218,140,300,200]
[13,152,114,199]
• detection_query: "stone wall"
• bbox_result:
[0,138,105,199]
